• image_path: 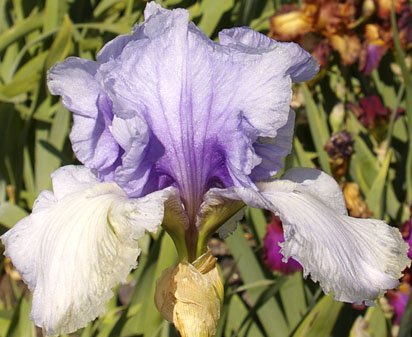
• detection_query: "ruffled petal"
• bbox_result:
[47,59,120,174]
[110,114,164,197]
[98,5,318,220]
[1,166,171,335]
[250,109,295,180]
[96,3,162,63]
[218,27,319,82]
[214,168,410,304]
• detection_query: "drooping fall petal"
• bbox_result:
[1,166,172,335]
[212,168,410,304]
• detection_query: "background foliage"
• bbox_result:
[0,0,411,336]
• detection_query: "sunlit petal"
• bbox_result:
[213,168,410,304]
[1,166,172,335]
[47,60,119,176]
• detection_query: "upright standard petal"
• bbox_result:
[47,59,120,177]
[214,168,410,304]
[1,166,171,335]
[97,5,318,222]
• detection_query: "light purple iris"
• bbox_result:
[1,3,409,335]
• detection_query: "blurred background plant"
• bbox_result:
[0,0,411,336]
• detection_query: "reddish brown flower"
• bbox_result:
[349,95,390,128]
[375,0,407,20]
[270,4,315,41]
[313,0,357,33]
[329,34,362,65]
[270,0,361,67]
[311,38,332,67]
[269,0,411,72]
[398,5,412,48]
[325,131,354,179]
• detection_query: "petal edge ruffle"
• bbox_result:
[214,168,410,304]
[1,166,172,335]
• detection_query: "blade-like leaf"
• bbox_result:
[292,295,343,337]
[301,84,331,174]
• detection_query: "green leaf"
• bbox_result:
[247,207,267,244]
[0,42,19,82]
[198,0,234,36]
[0,12,43,52]
[292,295,343,337]
[392,116,408,143]
[34,106,70,192]
[398,295,412,337]
[94,0,125,17]
[349,306,388,337]
[280,272,307,331]
[386,180,401,220]
[365,150,392,218]
[292,138,316,169]
[0,310,13,337]
[44,0,68,33]
[120,233,178,336]
[365,306,388,337]
[301,84,331,173]
[0,52,47,98]
[346,110,368,136]
[371,70,397,111]
[226,226,289,337]
[350,135,379,194]
[45,15,73,70]
[73,22,131,35]
[49,105,70,153]
[249,0,275,31]
[390,2,412,204]
[224,294,265,337]
[5,295,36,337]
[22,147,36,207]
[0,202,28,228]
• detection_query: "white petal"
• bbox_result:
[280,167,348,215]
[219,168,410,304]
[1,165,171,335]
[259,169,410,303]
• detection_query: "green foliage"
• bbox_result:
[0,0,411,337]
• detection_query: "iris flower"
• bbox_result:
[1,3,409,336]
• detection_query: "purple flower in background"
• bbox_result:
[1,3,409,335]
[264,215,302,274]
[387,283,411,325]
[359,42,388,75]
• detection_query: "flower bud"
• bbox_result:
[329,103,345,132]
[155,251,224,337]
[362,0,376,17]
[343,182,373,218]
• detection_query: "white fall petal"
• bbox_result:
[260,168,410,304]
[1,166,171,336]
[218,168,410,304]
